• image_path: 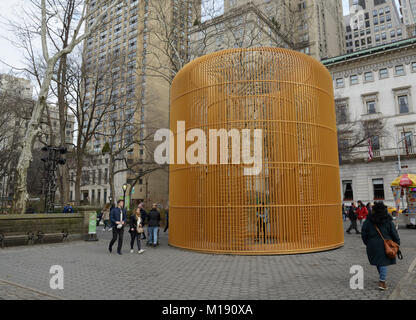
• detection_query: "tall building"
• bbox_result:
[344,0,407,54]
[77,0,194,207]
[323,38,416,206]
[399,0,416,36]
[190,0,345,60]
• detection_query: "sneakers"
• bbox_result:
[138,249,145,254]
[346,231,351,234]
[130,249,134,253]
[153,244,157,247]
[117,251,122,255]
[108,228,112,232]
[378,281,387,291]
[108,247,112,253]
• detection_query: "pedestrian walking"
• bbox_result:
[129,207,145,254]
[102,203,111,231]
[361,201,401,291]
[108,199,127,255]
[138,203,148,240]
[346,202,360,234]
[342,203,347,222]
[366,202,373,216]
[147,203,161,247]
[357,200,368,227]
[164,207,169,232]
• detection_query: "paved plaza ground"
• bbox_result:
[0,220,415,300]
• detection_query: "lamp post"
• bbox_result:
[396,133,416,209]
[41,146,67,213]
[122,183,128,208]
[396,133,416,176]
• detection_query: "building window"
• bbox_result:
[371,135,380,152]
[342,180,354,201]
[401,130,414,154]
[335,78,344,88]
[372,179,385,200]
[398,95,409,114]
[366,100,377,114]
[350,75,358,85]
[395,65,405,76]
[379,68,388,79]
[335,100,348,124]
[364,71,374,82]
[412,62,416,73]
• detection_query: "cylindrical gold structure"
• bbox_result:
[169,48,344,255]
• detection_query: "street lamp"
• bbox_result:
[396,132,416,209]
[396,133,416,176]
[122,183,128,208]
[41,146,67,213]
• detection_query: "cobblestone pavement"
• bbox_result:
[0,279,60,300]
[0,221,415,300]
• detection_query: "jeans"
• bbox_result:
[130,231,141,250]
[109,227,124,253]
[377,266,388,281]
[148,226,159,245]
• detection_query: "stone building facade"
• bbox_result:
[323,37,416,206]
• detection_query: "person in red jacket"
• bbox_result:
[357,200,368,227]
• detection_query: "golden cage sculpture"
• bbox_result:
[169,48,344,255]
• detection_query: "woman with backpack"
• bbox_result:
[361,201,401,291]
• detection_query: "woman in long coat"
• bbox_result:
[361,201,400,291]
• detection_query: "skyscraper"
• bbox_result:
[190,0,345,60]
[344,0,407,54]
[77,0,194,206]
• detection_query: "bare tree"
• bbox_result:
[0,75,34,206]
[337,118,387,163]
[6,0,120,214]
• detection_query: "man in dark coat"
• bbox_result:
[346,202,360,234]
[147,203,161,247]
[108,199,127,255]
[361,201,401,290]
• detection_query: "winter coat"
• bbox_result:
[140,208,148,225]
[348,206,358,221]
[109,207,127,228]
[148,209,161,227]
[361,213,401,266]
[356,206,368,220]
[129,215,143,233]
[102,208,110,221]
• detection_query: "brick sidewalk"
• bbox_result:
[0,221,415,300]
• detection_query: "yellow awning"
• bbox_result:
[391,174,416,187]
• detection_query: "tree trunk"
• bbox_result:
[109,154,115,206]
[13,64,55,214]
[58,54,70,206]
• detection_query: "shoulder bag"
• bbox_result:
[374,225,403,260]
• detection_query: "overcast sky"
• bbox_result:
[0,0,27,74]
[0,1,351,74]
